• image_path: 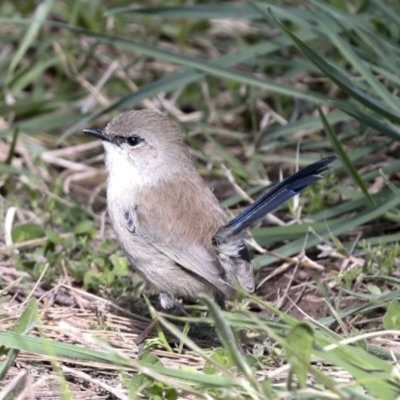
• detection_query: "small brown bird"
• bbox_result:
[83,110,335,310]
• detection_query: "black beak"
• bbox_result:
[83,128,111,142]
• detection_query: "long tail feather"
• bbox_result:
[214,156,336,242]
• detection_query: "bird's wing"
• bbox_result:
[130,178,233,295]
[215,240,255,293]
[236,247,255,293]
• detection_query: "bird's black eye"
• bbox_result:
[126,135,143,147]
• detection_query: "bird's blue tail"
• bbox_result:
[214,156,336,241]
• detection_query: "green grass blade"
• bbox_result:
[0,331,243,388]
[318,106,373,204]
[286,323,313,389]
[254,189,400,269]
[310,0,400,110]
[371,0,400,26]
[199,295,263,394]
[105,3,311,20]
[60,31,320,140]
[330,101,400,141]
[0,299,38,381]
[268,10,400,124]
[6,0,55,83]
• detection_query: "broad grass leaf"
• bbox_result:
[383,300,400,330]
[286,323,313,389]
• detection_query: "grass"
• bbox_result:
[1,0,400,398]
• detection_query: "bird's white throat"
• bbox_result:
[103,143,151,205]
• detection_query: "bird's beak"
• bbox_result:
[83,128,112,143]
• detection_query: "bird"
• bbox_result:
[83,109,335,311]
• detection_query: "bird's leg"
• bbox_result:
[134,293,176,348]
[159,292,175,309]
[134,317,159,354]
[214,292,227,310]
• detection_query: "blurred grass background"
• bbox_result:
[1,0,400,398]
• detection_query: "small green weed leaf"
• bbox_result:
[383,300,400,330]
[203,361,217,375]
[83,270,101,291]
[212,348,234,368]
[74,220,94,236]
[164,387,178,400]
[138,351,163,366]
[128,373,152,394]
[245,354,260,371]
[367,284,382,296]
[110,255,129,277]
[11,223,45,243]
[286,323,314,389]
[93,257,105,269]
[101,270,114,285]
[204,348,233,374]
[46,231,61,245]
[127,374,177,400]
[147,381,165,399]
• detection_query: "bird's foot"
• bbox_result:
[159,292,175,309]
